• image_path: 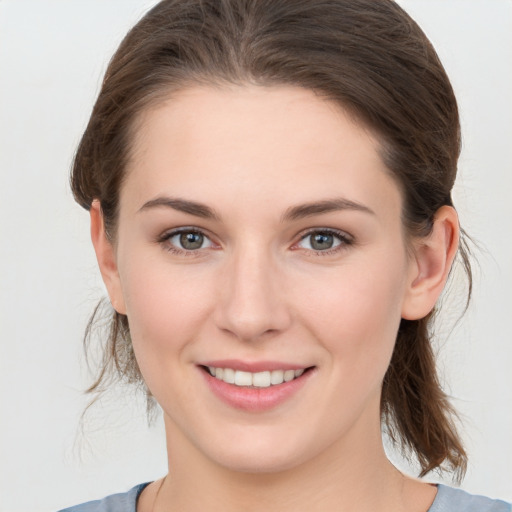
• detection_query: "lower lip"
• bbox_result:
[199,367,314,412]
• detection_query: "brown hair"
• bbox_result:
[72,0,471,480]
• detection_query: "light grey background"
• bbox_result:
[0,1,511,511]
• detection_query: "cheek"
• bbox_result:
[301,253,408,371]
[117,252,215,369]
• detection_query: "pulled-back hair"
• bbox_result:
[72,0,471,480]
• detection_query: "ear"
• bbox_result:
[90,200,126,314]
[401,205,459,320]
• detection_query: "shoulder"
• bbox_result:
[57,483,151,512]
[429,484,511,512]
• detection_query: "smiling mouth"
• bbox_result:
[202,366,313,388]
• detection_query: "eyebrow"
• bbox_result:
[138,195,374,222]
[281,198,375,222]
[138,196,221,220]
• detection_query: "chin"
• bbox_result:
[214,450,306,474]
[201,430,316,475]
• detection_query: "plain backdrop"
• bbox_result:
[0,1,511,511]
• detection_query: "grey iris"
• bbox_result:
[180,232,204,250]
[311,233,334,250]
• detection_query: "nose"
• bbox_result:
[214,243,292,342]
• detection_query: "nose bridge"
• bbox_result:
[215,239,291,341]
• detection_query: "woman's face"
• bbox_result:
[104,85,420,472]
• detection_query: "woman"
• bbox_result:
[58,0,511,511]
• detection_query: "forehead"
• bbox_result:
[124,85,401,221]
[132,84,377,165]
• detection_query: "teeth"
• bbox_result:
[284,369,295,382]
[207,366,307,387]
[270,370,284,385]
[253,371,271,388]
[223,367,235,384]
[234,370,253,386]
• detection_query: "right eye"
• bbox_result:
[160,228,214,254]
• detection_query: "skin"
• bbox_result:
[91,85,459,512]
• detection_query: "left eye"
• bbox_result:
[168,230,213,251]
[297,231,347,251]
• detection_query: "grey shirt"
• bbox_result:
[57,483,511,512]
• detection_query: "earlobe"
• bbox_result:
[90,200,127,314]
[401,206,459,320]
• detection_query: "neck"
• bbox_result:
[149,412,427,512]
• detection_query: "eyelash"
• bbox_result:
[157,227,353,257]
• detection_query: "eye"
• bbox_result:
[296,229,352,253]
[160,228,214,253]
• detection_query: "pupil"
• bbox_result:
[311,233,333,250]
[180,232,203,250]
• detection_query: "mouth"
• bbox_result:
[198,363,316,412]
[202,365,312,388]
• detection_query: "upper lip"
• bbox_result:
[198,359,311,373]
